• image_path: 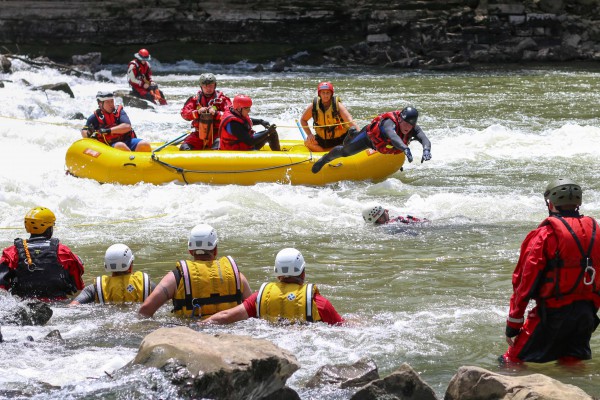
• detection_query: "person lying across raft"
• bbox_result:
[311,106,431,174]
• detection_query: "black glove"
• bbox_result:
[404,148,413,163]
[505,325,520,338]
[99,128,111,134]
[267,125,277,135]
[259,119,271,128]
[421,149,431,163]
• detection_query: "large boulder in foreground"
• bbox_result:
[445,366,594,400]
[128,327,300,400]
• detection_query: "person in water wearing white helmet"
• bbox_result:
[70,244,156,305]
[201,248,344,326]
[362,205,428,226]
[138,224,253,319]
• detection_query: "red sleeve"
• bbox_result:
[242,291,259,318]
[0,245,19,269]
[507,226,554,329]
[314,293,344,325]
[57,244,85,290]
[216,94,232,111]
[180,96,199,121]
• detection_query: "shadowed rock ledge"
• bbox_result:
[2,1,600,68]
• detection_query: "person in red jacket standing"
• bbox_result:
[500,179,600,365]
[0,207,85,301]
[179,73,232,150]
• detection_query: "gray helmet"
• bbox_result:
[400,106,419,126]
[199,73,217,85]
[96,91,114,101]
[544,178,582,207]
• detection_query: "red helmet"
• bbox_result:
[317,81,334,96]
[233,94,252,109]
[135,48,151,61]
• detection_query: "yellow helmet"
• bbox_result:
[24,207,56,234]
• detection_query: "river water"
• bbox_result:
[1,59,600,399]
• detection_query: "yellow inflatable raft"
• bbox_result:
[65,138,405,186]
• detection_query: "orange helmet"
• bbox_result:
[135,48,151,61]
[233,94,252,109]
[317,81,334,96]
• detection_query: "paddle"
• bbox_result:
[295,119,307,140]
[153,132,188,153]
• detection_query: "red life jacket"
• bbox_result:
[537,215,600,307]
[93,106,136,145]
[366,111,411,154]
[218,109,254,151]
[128,59,151,89]
[195,90,227,109]
[190,90,229,143]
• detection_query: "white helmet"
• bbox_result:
[104,243,134,272]
[362,205,385,223]
[188,224,218,252]
[274,248,305,277]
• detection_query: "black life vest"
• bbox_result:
[12,237,76,298]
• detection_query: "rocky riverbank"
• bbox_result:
[1,0,600,69]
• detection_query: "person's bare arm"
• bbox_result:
[240,272,253,299]
[200,303,249,325]
[338,103,359,130]
[138,271,176,318]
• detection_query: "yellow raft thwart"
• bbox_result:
[65,138,405,186]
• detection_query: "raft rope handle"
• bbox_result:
[150,152,314,185]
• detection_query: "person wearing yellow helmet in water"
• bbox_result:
[70,244,156,305]
[0,207,85,301]
[201,248,344,326]
[138,224,253,319]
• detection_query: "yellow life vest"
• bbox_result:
[256,282,321,323]
[312,95,347,140]
[172,256,243,319]
[94,271,151,304]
